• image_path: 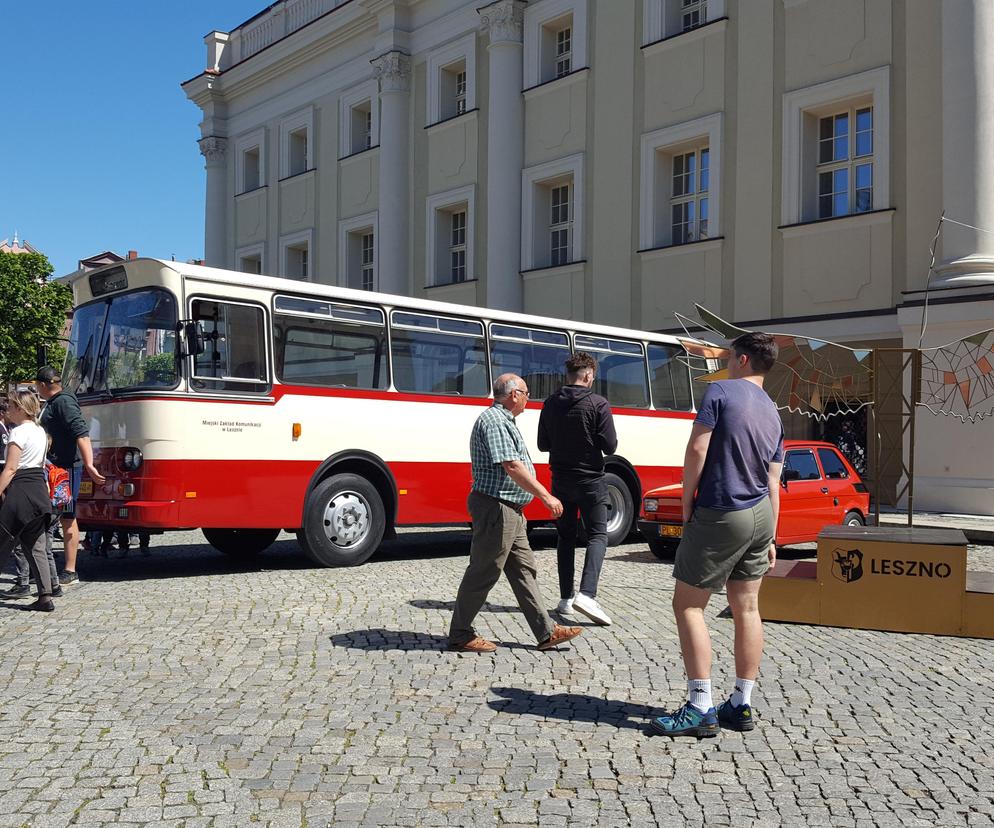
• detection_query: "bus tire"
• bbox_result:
[604,471,635,547]
[647,537,679,560]
[298,473,385,567]
[203,528,280,557]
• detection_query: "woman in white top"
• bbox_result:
[0,390,55,611]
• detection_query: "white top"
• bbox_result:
[7,422,47,470]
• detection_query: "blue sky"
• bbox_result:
[1,1,261,275]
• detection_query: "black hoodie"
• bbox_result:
[537,385,618,480]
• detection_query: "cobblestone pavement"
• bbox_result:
[1,529,993,828]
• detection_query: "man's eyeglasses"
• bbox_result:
[512,388,530,398]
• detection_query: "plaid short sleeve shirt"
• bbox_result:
[470,402,535,506]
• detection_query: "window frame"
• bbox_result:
[339,211,379,292]
[524,0,588,88]
[784,448,823,482]
[781,66,890,225]
[572,334,650,409]
[426,33,477,126]
[521,153,585,271]
[339,80,380,158]
[815,105,874,219]
[639,113,722,250]
[643,0,726,44]
[187,295,272,395]
[236,242,265,275]
[279,107,314,179]
[234,128,266,195]
[279,229,313,282]
[426,185,476,286]
[488,323,571,402]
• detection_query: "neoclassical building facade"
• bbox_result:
[183,0,994,513]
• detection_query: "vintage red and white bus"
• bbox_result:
[65,258,709,566]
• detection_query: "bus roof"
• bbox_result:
[74,257,708,347]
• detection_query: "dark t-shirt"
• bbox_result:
[694,380,784,511]
[39,391,89,470]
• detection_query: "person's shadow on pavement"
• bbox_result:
[329,629,534,652]
[408,599,521,613]
[487,686,670,731]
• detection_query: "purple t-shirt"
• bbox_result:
[693,380,784,511]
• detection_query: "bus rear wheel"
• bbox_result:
[604,472,635,547]
[298,473,385,567]
[203,528,280,557]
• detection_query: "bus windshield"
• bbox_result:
[64,289,179,395]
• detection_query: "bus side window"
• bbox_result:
[489,324,569,401]
[575,335,649,408]
[390,312,489,397]
[191,299,269,393]
[273,299,387,390]
[648,343,694,411]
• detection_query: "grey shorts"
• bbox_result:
[673,499,775,592]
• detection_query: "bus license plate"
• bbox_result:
[79,481,93,495]
[659,524,682,538]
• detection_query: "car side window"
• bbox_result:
[818,448,850,480]
[785,450,821,481]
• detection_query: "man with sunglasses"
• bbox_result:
[448,374,583,654]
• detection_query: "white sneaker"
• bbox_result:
[555,596,574,614]
[572,592,612,626]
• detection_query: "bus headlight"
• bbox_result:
[122,449,144,471]
[643,498,658,513]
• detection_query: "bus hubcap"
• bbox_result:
[324,491,370,548]
[605,484,626,536]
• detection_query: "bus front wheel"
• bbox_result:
[203,528,280,557]
[298,473,385,567]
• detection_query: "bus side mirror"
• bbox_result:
[179,322,206,357]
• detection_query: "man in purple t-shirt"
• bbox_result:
[652,332,784,738]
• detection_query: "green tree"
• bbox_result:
[0,251,74,387]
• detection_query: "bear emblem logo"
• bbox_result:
[831,548,864,583]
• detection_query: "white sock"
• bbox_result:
[687,679,712,712]
[730,678,755,708]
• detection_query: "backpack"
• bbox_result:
[47,463,72,510]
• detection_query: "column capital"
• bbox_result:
[198,136,228,163]
[371,50,411,93]
[479,0,527,46]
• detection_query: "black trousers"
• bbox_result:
[553,475,608,600]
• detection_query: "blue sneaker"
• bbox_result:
[650,703,719,738]
[716,699,755,732]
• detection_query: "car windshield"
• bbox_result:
[64,289,179,395]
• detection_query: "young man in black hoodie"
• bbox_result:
[538,352,618,625]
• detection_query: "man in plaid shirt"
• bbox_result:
[448,373,583,653]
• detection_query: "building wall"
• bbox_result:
[184,0,994,513]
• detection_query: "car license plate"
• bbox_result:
[659,524,682,538]
[79,481,93,496]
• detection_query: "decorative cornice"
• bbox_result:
[371,50,411,93]
[198,136,228,163]
[478,0,526,46]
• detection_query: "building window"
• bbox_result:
[524,0,588,88]
[280,231,312,281]
[455,71,467,115]
[816,107,873,219]
[670,147,709,244]
[555,26,572,77]
[639,114,722,250]
[280,108,313,178]
[235,129,266,195]
[781,66,890,225]
[288,128,308,175]
[680,0,706,31]
[522,155,584,271]
[427,34,476,126]
[550,184,571,265]
[243,147,261,191]
[360,233,374,291]
[643,0,726,44]
[426,186,475,286]
[339,213,378,291]
[339,81,379,157]
[450,211,467,282]
[239,253,262,275]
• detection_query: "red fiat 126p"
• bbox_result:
[638,440,870,559]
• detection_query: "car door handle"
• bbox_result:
[821,487,829,494]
